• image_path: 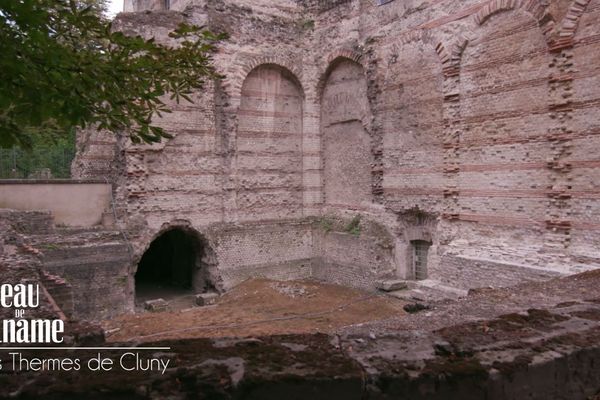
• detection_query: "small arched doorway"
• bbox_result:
[135,227,216,303]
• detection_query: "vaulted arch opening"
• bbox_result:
[135,227,217,303]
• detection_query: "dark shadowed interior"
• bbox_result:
[135,228,199,301]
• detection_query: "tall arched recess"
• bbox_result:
[458,9,552,266]
[569,0,600,263]
[236,64,304,220]
[321,58,371,208]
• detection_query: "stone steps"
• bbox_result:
[0,209,54,235]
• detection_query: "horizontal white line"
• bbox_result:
[0,347,171,350]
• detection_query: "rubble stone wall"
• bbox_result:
[71,0,600,299]
[210,220,313,288]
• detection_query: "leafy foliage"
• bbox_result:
[345,215,361,236]
[0,0,225,149]
[319,217,333,233]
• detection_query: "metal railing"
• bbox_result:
[0,147,75,180]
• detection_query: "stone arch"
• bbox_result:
[316,49,364,102]
[229,56,305,101]
[473,0,555,44]
[134,222,220,303]
[319,56,372,208]
[455,2,554,264]
[435,37,470,78]
[438,0,560,72]
[380,37,445,213]
[550,0,593,49]
[319,57,370,126]
[235,63,305,220]
[436,4,558,225]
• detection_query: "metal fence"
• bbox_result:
[0,147,75,179]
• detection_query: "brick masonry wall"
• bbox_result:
[72,0,600,298]
[209,220,313,288]
[569,0,600,264]
[312,217,397,289]
[28,229,132,319]
[236,65,304,221]
[456,8,554,269]
[321,59,372,208]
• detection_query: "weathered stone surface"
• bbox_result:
[196,292,219,306]
[65,0,600,317]
[144,298,168,312]
[25,227,133,319]
[2,297,600,399]
[376,280,407,292]
[0,210,105,344]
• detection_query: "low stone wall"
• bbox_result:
[29,228,132,320]
[207,216,397,292]
[436,254,562,290]
[2,300,600,399]
[0,180,112,227]
[312,217,396,289]
[209,220,314,289]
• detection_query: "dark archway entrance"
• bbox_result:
[135,228,215,304]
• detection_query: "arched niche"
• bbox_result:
[458,9,552,249]
[381,41,444,212]
[569,0,600,258]
[236,64,304,220]
[320,58,371,207]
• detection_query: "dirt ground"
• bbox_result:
[103,279,406,342]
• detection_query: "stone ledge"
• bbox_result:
[2,300,600,399]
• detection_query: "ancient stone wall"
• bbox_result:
[570,0,600,265]
[72,0,600,305]
[211,220,313,288]
[321,59,372,208]
[236,65,304,221]
[312,216,397,289]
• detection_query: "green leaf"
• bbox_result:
[0,0,224,148]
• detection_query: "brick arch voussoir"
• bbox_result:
[550,0,593,51]
[473,0,555,45]
[230,55,305,100]
[434,37,470,79]
[316,49,365,101]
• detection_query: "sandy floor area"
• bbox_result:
[103,279,406,342]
